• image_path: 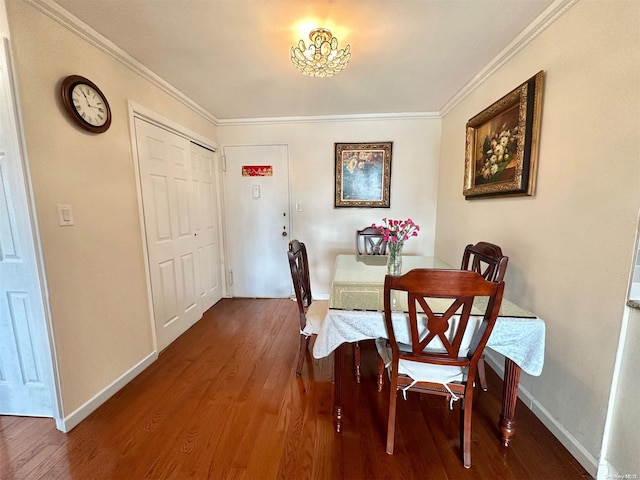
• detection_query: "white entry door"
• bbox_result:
[223,145,291,298]
[135,118,222,350]
[0,42,54,416]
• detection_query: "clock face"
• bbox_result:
[61,75,112,133]
[71,83,108,127]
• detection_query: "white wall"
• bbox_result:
[435,0,640,475]
[5,0,218,418]
[219,118,441,295]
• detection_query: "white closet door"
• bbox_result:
[135,118,201,350]
[191,142,222,311]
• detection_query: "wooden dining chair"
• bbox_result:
[354,225,388,380]
[287,240,362,380]
[461,241,509,283]
[356,226,388,255]
[376,242,509,393]
[460,241,509,391]
[378,269,504,468]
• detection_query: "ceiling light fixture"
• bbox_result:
[290,28,351,78]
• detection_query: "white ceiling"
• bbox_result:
[49,0,563,121]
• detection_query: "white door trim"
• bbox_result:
[127,101,226,353]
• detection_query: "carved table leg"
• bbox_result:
[499,357,522,446]
[333,343,345,433]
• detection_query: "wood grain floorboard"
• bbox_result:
[0,298,591,479]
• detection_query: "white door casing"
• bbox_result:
[0,41,55,417]
[222,145,291,298]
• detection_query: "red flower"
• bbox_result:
[372,217,420,245]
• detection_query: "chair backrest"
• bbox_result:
[461,241,509,283]
[356,226,388,255]
[288,240,312,329]
[383,269,504,370]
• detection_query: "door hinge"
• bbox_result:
[228,269,233,286]
[221,155,226,172]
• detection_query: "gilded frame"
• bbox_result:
[335,142,392,208]
[463,71,544,199]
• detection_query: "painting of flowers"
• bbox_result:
[335,142,392,207]
[473,106,519,185]
[463,71,544,199]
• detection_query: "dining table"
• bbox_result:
[312,254,545,447]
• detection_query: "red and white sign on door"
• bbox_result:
[242,165,272,176]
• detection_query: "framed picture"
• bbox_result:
[335,142,392,208]
[463,71,544,199]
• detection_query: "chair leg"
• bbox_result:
[376,340,390,392]
[376,353,385,392]
[386,376,399,454]
[296,334,311,376]
[478,355,488,391]
[461,390,474,468]
[353,341,361,383]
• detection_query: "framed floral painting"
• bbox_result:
[335,142,392,207]
[463,71,544,199]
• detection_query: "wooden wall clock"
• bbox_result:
[60,75,111,133]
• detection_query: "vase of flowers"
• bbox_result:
[372,218,420,275]
[387,239,404,275]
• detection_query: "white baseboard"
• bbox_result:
[484,352,598,478]
[56,351,157,432]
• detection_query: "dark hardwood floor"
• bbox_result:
[1,298,591,479]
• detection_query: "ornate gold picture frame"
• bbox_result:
[463,71,544,199]
[335,142,392,208]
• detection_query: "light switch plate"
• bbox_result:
[57,204,74,226]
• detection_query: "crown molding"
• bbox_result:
[217,111,440,126]
[25,0,219,125]
[439,0,577,117]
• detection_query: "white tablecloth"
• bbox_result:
[312,309,545,376]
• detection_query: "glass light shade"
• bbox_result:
[291,28,351,78]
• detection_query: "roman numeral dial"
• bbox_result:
[61,75,112,134]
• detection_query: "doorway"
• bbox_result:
[134,118,223,350]
[0,41,57,419]
[222,144,291,298]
